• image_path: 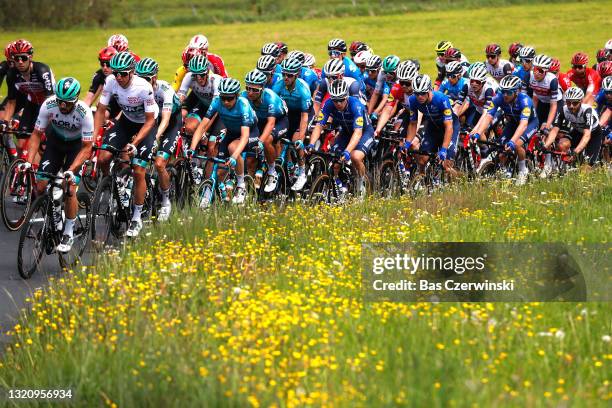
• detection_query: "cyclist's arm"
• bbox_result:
[26,129,43,164]
[367,90,380,114]
[133,111,156,146]
[544,99,557,130]
[374,100,397,135]
[93,102,108,138]
[472,112,493,136]
[544,125,560,148]
[345,127,363,153]
[231,126,250,161]
[260,116,276,140]
[455,99,469,117]
[299,111,308,141]
[2,99,16,122]
[309,123,323,146]
[156,110,172,139]
[442,119,453,149]
[600,108,610,128]
[574,128,591,155]
[510,118,528,144]
[406,120,418,144]
[374,94,389,115]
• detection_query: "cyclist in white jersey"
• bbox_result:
[528,55,562,132]
[484,43,514,82]
[21,78,94,253]
[455,65,499,128]
[93,52,159,238]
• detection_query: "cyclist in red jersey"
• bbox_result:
[107,34,140,62]
[567,52,600,104]
[189,34,228,77]
[550,58,571,92]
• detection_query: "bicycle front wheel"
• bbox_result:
[17,194,51,279]
[1,158,34,231]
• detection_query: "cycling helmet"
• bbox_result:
[107,34,128,52]
[602,75,612,91]
[409,58,421,71]
[435,40,453,55]
[4,42,13,60]
[353,50,372,65]
[245,69,267,86]
[287,50,306,65]
[328,38,347,53]
[445,61,463,77]
[412,74,432,93]
[275,42,288,55]
[323,58,345,77]
[571,52,588,66]
[99,46,118,62]
[605,39,612,51]
[188,55,209,75]
[257,55,277,73]
[444,47,462,61]
[109,51,135,71]
[469,64,488,82]
[485,43,502,55]
[261,43,281,57]
[382,55,401,73]
[508,42,523,59]
[549,58,561,74]
[349,41,369,57]
[366,55,382,71]
[596,48,608,63]
[189,34,209,51]
[533,54,552,70]
[9,39,33,56]
[218,77,241,95]
[280,57,302,74]
[564,86,584,101]
[518,46,536,61]
[397,61,419,81]
[181,46,201,67]
[499,75,522,91]
[135,57,159,78]
[55,77,81,103]
[467,62,486,77]
[303,53,316,67]
[329,79,349,100]
[597,61,612,79]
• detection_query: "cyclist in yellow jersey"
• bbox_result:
[172,47,201,92]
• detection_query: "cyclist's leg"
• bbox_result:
[59,138,83,236]
[99,116,131,174]
[351,126,375,177]
[583,127,603,166]
[131,121,158,221]
[155,111,182,197]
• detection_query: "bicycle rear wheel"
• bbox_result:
[1,158,34,231]
[377,159,401,198]
[309,174,337,205]
[17,194,51,279]
[91,176,126,248]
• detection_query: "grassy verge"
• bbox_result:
[0,169,609,407]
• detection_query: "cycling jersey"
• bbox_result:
[300,67,319,95]
[240,88,287,121]
[408,91,455,127]
[6,62,55,105]
[272,77,312,113]
[557,72,571,93]
[315,77,363,105]
[513,66,531,89]
[204,95,257,137]
[567,68,601,95]
[35,97,94,142]
[439,77,467,103]
[0,60,9,88]
[527,72,561,104]
[177,71,222,108]
[154,79,180,114]
[100,75,159,123]
[457,78,498,114]
[554,104,600,133]
[594,89,611,114]
[364,72,390,100]
[486,92,537,124]
[387,83,411,109]
[319,96,374,154]
[485,59,514,82]
[171,53,227,92]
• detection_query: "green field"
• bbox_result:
[1,2,611,407]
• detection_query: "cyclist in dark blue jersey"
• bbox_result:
[322,38,363,85]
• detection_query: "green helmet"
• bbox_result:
[188,55,209,75]
[55,77,81,103]
[382,55,401,74]
[280,57,302,74]
[135,57,158,78]
[109,51,135,71]
[245,69,267,86]
[218,77,241,95]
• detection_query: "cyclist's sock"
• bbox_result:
[161,188,170,206]
[544,154,552,167]
[267,166,277,176]
[64,217,76,237]
[132,204,144,221]
[236,174,245,187]
[518,160,527,173]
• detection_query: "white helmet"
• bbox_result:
[564,86,584,101]
[605,39,612,51]
[189,34,209,51]
[469,65,488,82]
[303,53,315,67]
[396,61,418,81]
[602,76,612,92]
[323,58,345,77]
[533,54,552,70]
[353,50,372,65]
[107,34,128,52]
[412,74,432,93]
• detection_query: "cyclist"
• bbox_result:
[528,54,562,133]
[439,61,467,107]
[455,64,498,129]
[599,76,611,150]
[135,58,182,222]
[367,55,399,116]
[550,58,571,93]
[349,41,370,60]
[188,34,228,78]
[276,42,289,63]
[107,34,140,62]
[257,55,282,89]
[484,43,514,82]
[542,87,603,167]
[303,53,321,78]
[404,74,459,175]
[363,55,387,116]
[508,42,523,66]
[242,69,288,192]
[514,46,535,88]
[171,46,202,92]
[189,78,259,204]
[323,39,362,84]
[1,39,55,157]
[93,51,159,238]
[272,57,313,191]
[22,78,93,253]
[314,58,363,117]
[470,75,538,185]
[287,50,319,95]
[353,50,372,75]
[594,48,608,70]
[84,46,122,120]
[0,42,12,89]
[307,79,374,194]
[567,52,601,105]
[434,40,454,88]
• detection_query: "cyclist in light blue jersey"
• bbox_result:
[257,55,282,90]
[438,61,466,107]
[287,50,319,95]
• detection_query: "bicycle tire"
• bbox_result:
[1,158,34,231]
[17,194,51,279]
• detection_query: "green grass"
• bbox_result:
[0,1,610,100]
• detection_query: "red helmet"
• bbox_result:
[349,41,368,57]
[4,41,13,60]
[597,61,612,79]
[181,46,201,67]
[444,47,462,61]
[107,34,128,52]
[485,43,501,55]
[508,42,523,58]
[98,46,117,62]
[549,58,561,74]
[596,48,607,63]
[9,39,33,56]
[571,52,588,66]
[275,41,288,55]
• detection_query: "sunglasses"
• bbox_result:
[58,100,76,107]
[399,80,412,87]
[328,74,343,81]
[328,50,342,58]
[366,68,379,73]
[113,71,131,77]
[220,95,236,102]
[501,90,516,96]
[13,55,30,62]
[194,73,208,79]
[605,90,612,95]
[246,86,262,93]
[415,92,428,97]
[566,100,581,106]
[521,59,533,64]
[99,60,111,67]
[447,74,461,79]
[331,98,347,103]
[572,65,585,69]
[141,76,153,82]
[486,54,498,59]
[282,72,296,78]
[533,67,545,74]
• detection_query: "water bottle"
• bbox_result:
[219,182,228,202]
[52,184,64,232]
[254,169,263,189]
[287,161,295,179]
[225,179,234,200]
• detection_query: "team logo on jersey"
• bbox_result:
[443,109,452,116]
[128,96,140,104]
[522,107,531,116]
[355,117,364,127]
[317,112,324,122]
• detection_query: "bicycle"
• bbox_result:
[17,171,91,279]
[376,132,418,198]
[308,150,370,205]
[455,126,481,180]
[404,149,449,196]
[475,139,519,180]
